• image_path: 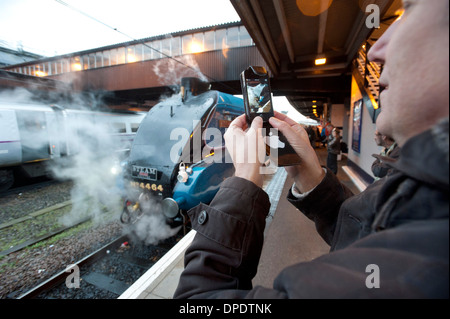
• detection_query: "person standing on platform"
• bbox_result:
[371,130,400,179]
[326,127,341,174]
[174,0,449,299]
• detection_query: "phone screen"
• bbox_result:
[246,78,273,118]
[241,67,274,125]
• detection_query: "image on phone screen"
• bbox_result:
[246,79,273,115]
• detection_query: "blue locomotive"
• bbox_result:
[120,78,244,228]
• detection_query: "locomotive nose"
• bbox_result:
[162,197,186,219]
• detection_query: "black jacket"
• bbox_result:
[371,143,401,178]
[327,134,341,155]
[174,118,449,299]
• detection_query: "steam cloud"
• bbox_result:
[1,53,209,246]
[125,195,181,246]
[153,54,208,87]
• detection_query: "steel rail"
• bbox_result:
[16,235,128,299]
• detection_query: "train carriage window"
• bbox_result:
[131,123,140,133]
[111,122,126,133]
[16,111,50,162]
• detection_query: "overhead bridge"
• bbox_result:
[2,22,269,110]
[2,20,353,113]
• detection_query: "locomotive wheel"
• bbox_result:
[120,209,132,224]
[120,199,143,224]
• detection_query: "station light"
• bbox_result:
[72,63,82,71]
[189,41,204,54]
[127,54,137,63]
[315,58,327,65]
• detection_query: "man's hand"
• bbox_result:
[269,111,325,193]
[224,114,265,188]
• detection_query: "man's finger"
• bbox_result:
[250,115,263,131]
[273,110,298,127]
[228,114,247,130]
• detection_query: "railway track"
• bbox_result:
[14,231,182,299]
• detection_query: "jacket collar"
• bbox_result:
[389,117,449,191]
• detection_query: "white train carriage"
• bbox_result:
[0,100,146,191]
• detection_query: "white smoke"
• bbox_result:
[1,53,209,245]
[120,53,209,244]
[0,87,125,226]
[153,54,208,87]
[50,111,125,226]
[127,195,182,245]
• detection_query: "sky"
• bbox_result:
[0,0,314,123]
[0,0,241,56]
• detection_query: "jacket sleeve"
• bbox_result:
[173,176,275,299]
[371,156,390,178]
[287,168,354,245]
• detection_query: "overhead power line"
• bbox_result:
[54,0,239,94]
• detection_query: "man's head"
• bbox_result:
[332,128,340,137]
[374,130,395,148]
[374,130,384,147]
[368,0,449,146]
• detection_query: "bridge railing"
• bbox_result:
[3,23,255,78]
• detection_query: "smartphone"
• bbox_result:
[240,66,302,167]
[240,66,274,129]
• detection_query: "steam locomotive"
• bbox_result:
[120,78,245,228]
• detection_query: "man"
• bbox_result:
[174,0,448,298]
[371,130,400,179]
[327,127,341,174]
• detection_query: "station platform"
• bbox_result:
[119,148,364,299]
